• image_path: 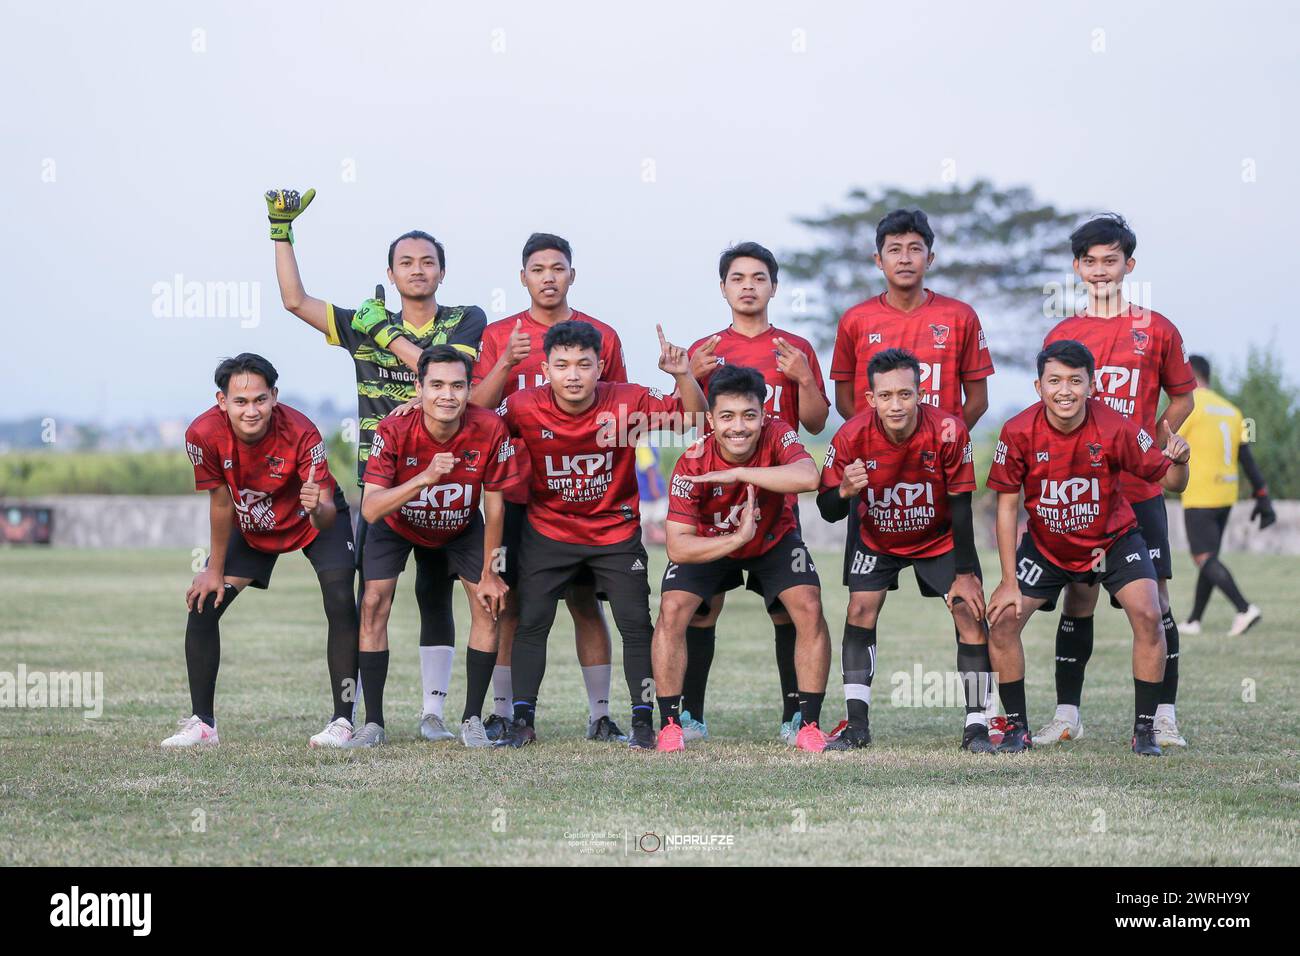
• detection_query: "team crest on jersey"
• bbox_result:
[929,324,950,348]
[869,333,882,344]
[919,449,937,472]
[1086,442,1105,466]
[1131,329,1149,353]
[461,448,480,472]
[265,455,286,477]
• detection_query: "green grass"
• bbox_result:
[0,547,1296,866]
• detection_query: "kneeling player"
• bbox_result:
[985,340,1190,756]
[651,364,831,752]
[349,346,516,747]
[163,354,359,748]
[817,349,994,752]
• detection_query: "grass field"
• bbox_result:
[1,546,1296,866]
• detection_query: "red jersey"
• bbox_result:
[820,403,976,559]
[473,309,627,505]
[499,381,685,545]
[1045,308,1194,502]
[830,290,994,417]
[986,401,1172,572]
[185,403,333,554]
[687,325,827,431]
[667,418,812,560]
[363,405,519,548]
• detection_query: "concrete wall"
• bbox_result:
[4,494,1300,555]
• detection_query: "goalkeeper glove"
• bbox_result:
[265,187,316,243]
[352,286,411,350]
[1251,491,1277,529]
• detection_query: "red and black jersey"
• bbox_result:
[1044,308,1194,502]
[986,400,1173,572]
[667,418,812,560]
[830,290,994,417]
[820,403,976,559]
[473,309,627,505]
[363,405,519,548]
[499,381,684,545]
[687,325,827,431]
[185,403,333,554]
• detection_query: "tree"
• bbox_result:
[1222,345,1300,500]
[782,180,1083,366]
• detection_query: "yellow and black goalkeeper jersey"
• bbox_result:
[326,302,486,483]
[1178,385,1245,508]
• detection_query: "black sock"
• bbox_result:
[319,568,361,722]
[1190,564,1214,622]
[842,623,876,724]
[957,639,993,715]
[1053,614,1094,708]
[357,650,389,726]
[1000,679,1028,728]
[512,698,537,727]
[1134,678,1161,725]
[631,704,655,727]
[1202,556,1249,613]
[657,695,682,729]
[414,556,456,647]
[681,625,716,719]
[1159,612,1179,706]
[461,648,496,722]
[184,585,239,726]
[798,690,824,728]
[774,622,799,721]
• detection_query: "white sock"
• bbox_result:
[492,665,512,719]
[965,712,989,728]
[984,692,1000,718]
[844,683,872,706]
[1155,703,1176,721]
[1055,703,1080,725]
[582,664,612,721]
[420,645,454,718]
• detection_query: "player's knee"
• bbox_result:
[657,592,701,630]
[1061,584,1097,617]
[1132,603,1163,641]
[564,585,603,623]
[358,585,391,622]
[780,588,823,622]
[847,593,880,628]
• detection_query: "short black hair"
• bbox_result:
[418,344,473,384]
[1070,213,1136,259]
[215,353,278,393]
[388,230,445,270]
[522,232,572,267]
[1189,354,1211,381]
[718,241,779,284]
[866,348,921,389]
[875,209,934,253]
[707,364,767,409]
[1036,339,1096,379]
[543,319,602,357]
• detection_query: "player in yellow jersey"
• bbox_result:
[1178,355,1275,638]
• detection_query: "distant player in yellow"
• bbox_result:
[1178,355,1275,637]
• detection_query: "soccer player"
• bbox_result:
[497,320,706,749]
[678,242,830,744]
[346,346,517,747]
[816,349,994,752]
[267,187,486,742]
[1178,354,1274,637]
[162,354,360,748]
[651,365,829,753]
[468,233,627,743]
[985,340,1190,756]
[1035,214,1196,750]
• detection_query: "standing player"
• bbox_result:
[679,242,830,743]
[267,187,486,742]
[651,365,829,753]
[1035,215,1196,749]
[468,233,627,743]
[816,349,994,752]
[985,341,1190,756]
[498,321,706,749]
[1178,354,1273,638]
[162,354,360,748]
[347,346,517,747]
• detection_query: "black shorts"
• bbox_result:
[1130,494,1172,579]
[694,506,806,614]
[1184,506,1231,556]
[223,487,356,589]
[516,518,650,606]
[502,500,598,593]
[361,511,483,584]
[662,531,821,613]
[845,540,982,597]
[1015,528,1156,613]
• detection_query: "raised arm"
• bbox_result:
[267,188,329,334]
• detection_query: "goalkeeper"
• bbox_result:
[267,187,486,742]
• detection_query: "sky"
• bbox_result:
[2,0,1297,433]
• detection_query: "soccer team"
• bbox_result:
[160,191,1273,758]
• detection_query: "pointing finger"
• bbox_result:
[656,324,668,348]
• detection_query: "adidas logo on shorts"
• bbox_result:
[630,558,645,571]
